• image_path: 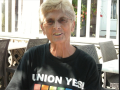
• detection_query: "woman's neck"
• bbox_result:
[50,42,76,58]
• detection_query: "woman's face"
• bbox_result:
[41,10,75,44]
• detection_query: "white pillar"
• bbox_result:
[11,0,15,33]
[21,0,40,38]
[76,0,81,37]
[0,0,2,33]
[116,0,119,41]
[31,0,40,36]
[5,0,8,33]
[95,0,101,38]
[21,0,31,34]
[18,0,21,33]
[86,0,91,38]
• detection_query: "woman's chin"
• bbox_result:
[52,39,67,44]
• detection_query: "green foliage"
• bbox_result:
[71,32,75,36]
[72,0,97,28]
[72,0,78,14]
[71,0,97,36]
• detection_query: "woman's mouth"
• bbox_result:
[54,33,62,36]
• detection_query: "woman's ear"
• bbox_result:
[41,24,46,35]
[71,21,75,33]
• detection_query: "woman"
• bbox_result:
[6,0,99,90]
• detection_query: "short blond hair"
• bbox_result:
[39,0,76,24]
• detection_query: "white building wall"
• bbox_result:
[100,0,117,37]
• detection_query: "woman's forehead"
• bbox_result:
[45,10,68,19]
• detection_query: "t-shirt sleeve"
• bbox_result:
[84,56,100,90]
[5,51,30,90]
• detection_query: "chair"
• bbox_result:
[76,44,116,90]
[97,64,115,90]
[76,44,100,64]
[4,38,49,87]
[99,41,119,90]
[26,38,49,51]
[0,39,10,90]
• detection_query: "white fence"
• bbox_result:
[0,0,119,45]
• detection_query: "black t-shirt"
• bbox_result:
[6,44,99,90]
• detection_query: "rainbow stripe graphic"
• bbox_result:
[34,84,73,90]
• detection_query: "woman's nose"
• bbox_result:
[53,21,61,30]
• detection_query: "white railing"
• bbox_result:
[70,0,119,45]
[0,0,42,39]
[0,0,119,45]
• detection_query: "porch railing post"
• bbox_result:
[86,0,91,38]
[0,0,2,33]
[11,0,15,33]
[95,0,101,38]
[18,0,21,33]
[106,0,111,39]
[5,0,8,33]
[76,0,81,37]
[116,0,119,41]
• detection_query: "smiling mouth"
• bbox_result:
[54,33,62,36]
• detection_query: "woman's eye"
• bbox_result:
[59,18,67,23]
[47,20,54,25]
